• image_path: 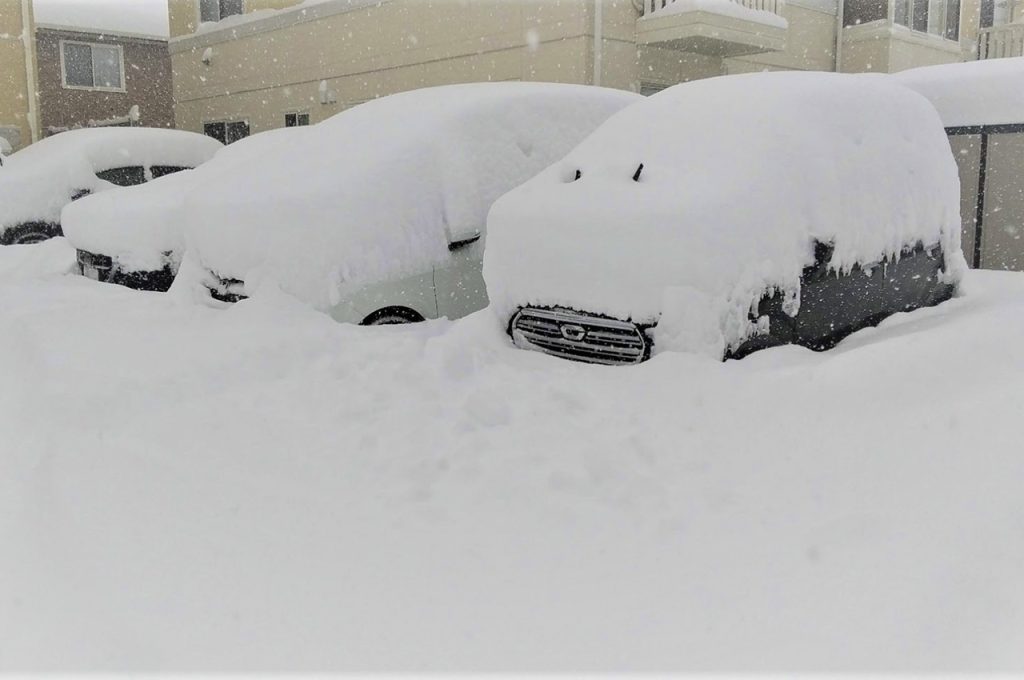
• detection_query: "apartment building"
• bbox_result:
[34,24,175,135]
[0,0,40,152]
[167,0,1004,142]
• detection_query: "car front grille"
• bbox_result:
[510,307,651,366]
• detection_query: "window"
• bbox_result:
[150,166,191,179]
[892,0,960,39]
[284,112,310,127]
[96,166,146,187]
[203,120,250,145]
[61,41,123,90]
[639,83,669,97]
[980,0,1011,27]
[200,0,244,23]
[844,0,887,26]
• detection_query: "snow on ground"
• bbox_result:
[2,240,1024,671]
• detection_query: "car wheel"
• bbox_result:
[0,222,60,246]
[361,306,425,325]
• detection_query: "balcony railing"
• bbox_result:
[641,0,784,18]
[978,23,1024,59]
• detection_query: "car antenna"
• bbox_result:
[574,169,581,181]
[632,163,644,182]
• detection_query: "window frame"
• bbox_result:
[59,39,127,93]
[284,111,311,127]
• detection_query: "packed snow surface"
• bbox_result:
[179,83,640,309]
[643,0,788,28]
[485,72,967,356]
[0,128,221,236]
[61,128,299,273]
[2,240,1024,671]
[894,56,1024,127]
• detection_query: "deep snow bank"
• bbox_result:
[1,240,1024,670]
[484,71,966,354]
[179,83,641,309]
[0,128,221,235]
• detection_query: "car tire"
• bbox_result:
[1,222,60,246]
[361,306,426,325]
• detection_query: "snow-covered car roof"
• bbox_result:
[180,82,642,309]
[61,127,300,273]
[484,71,966,356]
[892,57,1024,128]
[1,127,222,235]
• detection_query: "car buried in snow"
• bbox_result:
[171,82,642,325]
[483,72,967,365]
[61,128,298,292]
[0,127,221,246]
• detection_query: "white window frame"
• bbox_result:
[284,110,311,127]
[197,0,246,24]
[59,39,126,93]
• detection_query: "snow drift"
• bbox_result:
[484,71,967,357]
[178,82,641,310]
[0,128,221,238]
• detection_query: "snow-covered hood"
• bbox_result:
[61,128,297,272]
[181,83,642,310]
[893,56,1024,128]
[0,128,221,235]
[484,72,967,353]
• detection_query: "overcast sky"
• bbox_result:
[33,0,170,37]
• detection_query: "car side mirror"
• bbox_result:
[448,230,481,252]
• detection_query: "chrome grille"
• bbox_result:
[510,307,650,366]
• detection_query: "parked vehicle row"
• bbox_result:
[0,127,221,245]
[2,69,977,364]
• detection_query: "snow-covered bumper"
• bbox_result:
[76,249,176,292]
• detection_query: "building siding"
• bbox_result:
[36,27,175,134]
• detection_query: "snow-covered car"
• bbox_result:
[484,72,967,365]
[173,82,642,325]
[0,128,221,246]
[62,128,298,291]
[894,57,1024,272]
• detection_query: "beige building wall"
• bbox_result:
[169,0,302,38]
[172,0,606,134]
[0,0,40,151]
[169,0,986,138]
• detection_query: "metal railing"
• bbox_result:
[641,0,783,17]
[978,23,1024,59]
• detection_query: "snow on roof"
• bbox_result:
[484,71,966,357]
[180,83,642,310]
[892,57,1024,128]
[642,0,788,28]
[62,128,298,272]
[32,0,170,38]
[1,128,221,234]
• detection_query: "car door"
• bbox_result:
[433,232,488,320]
